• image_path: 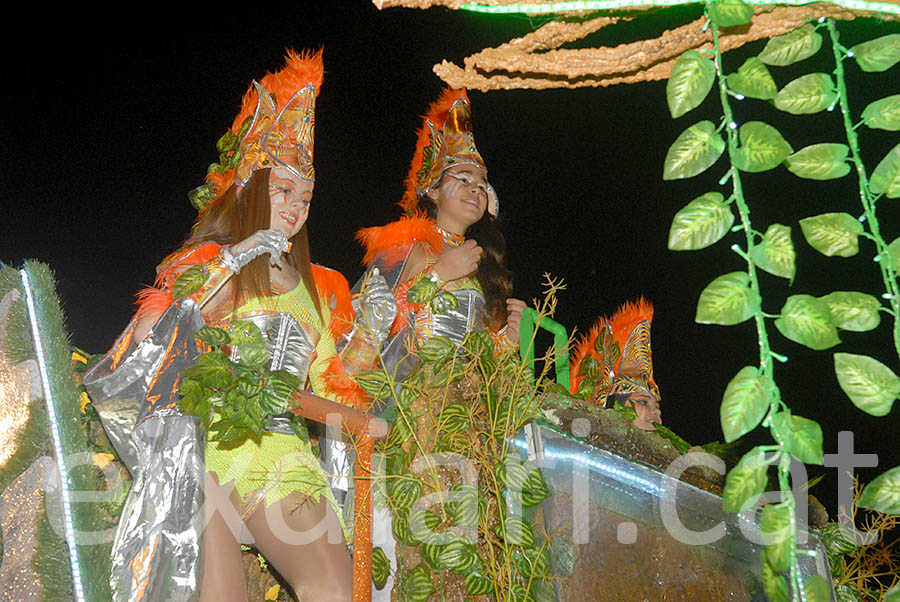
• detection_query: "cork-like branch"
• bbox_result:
[375,0,898,90]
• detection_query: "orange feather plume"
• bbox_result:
[569,298,654,394]
[311,264,353,342]
[401,88,471,215]
[356,215,446,267]
[206,48,325,199]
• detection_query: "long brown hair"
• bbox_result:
[186,168,322,317]
[420,191,513,330]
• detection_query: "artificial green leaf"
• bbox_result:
[834,352,900,416]
[667,192,734,250]
[720,366,773,443]
[652,423,692,454]
[695,272,761,325]
[761,503,793,572]
[372,547,390,590]
[818,291,882,332]
[861,94,900,131]
[417,336,456,363]
[886,237,900,272]
[804,575,833,602]
[749,224,796,281]
[870,142,900,198]
[708,0,755,27]
[722,446,771,512]
[774,73,837,115]
[858,465,900,515]
[799,212,864,257]
[732,121,793,173]
[785,143,851,180]
[758,24,823,66]
[834,584,864,602]
[406,277,440,304]
[771,410,824,465]
[884,582,900,602]
[726,57,778,100]
[194,325,231,347]
[239,344,270,369]
[761,555,789,602]
[172,265,210,299]
[850,33,900,72]
[356,369,391,398]
[663,121,726,180]
[229,320,265,346]
[463,330,493,360]
[666,50,716,118]
[775,294,841,350]
[183,352,233,388]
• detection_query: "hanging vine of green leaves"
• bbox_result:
[663,5,900,600]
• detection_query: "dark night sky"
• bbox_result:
[3,5,899,517]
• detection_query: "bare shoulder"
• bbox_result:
[399,242,427,283]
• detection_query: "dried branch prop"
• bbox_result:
[374,1,898,90]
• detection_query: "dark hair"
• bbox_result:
[420,190,513,330]
[184,168,322,317]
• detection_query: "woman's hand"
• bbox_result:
[222,229,290,273]
[433,239,483,282]
[504,298,527,345]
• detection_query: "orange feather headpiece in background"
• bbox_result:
[401,88,498,217]
[570,299,660,407]
[190,49,324,213]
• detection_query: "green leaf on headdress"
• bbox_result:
[708,0,754,28]
[761,502,793,572]
[217,130,239,153]
[668,191,734,251]
[870,142,900,198]
[749,224,796,282]
[663,121,725,180]
[722,446,770,512]
[188,184,217,212]
[785,143,850,180]
[774,73,837,115]
[818,291,881,332]
[726,57,777,100]
[666,50,716,119]
[695,271,760,325]
[720,366,772,443]
[834,352,900,417]
[771,410,824,465]
[732,121,793,173]
[861,94,900,131]
[775,294,841,350]
[799,212,863,257]
[758,24,822,66]
[859,464,900,517]
[850,33,900,73]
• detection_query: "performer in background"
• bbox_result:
[569,299,662,430]
[84,50,395,602]
[355,88,526,391]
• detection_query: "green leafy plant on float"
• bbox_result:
[356,283,566,602]
[177,321,301,443]
[663,5,899,600]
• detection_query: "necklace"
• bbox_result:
[434,224,465,247]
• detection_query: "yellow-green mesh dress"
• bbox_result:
[204,282,345,529]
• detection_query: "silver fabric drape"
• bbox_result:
[83,299,207,602]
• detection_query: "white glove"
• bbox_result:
[221,229,290,273]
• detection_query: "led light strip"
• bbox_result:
[462,0,900,15]
[20,269,86,602]
[511,436,662,494]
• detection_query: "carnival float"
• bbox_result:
[2,1,899,601]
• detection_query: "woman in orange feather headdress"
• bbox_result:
[355,88,526,394]
[570,299,662,430]
[84,50,395,602]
